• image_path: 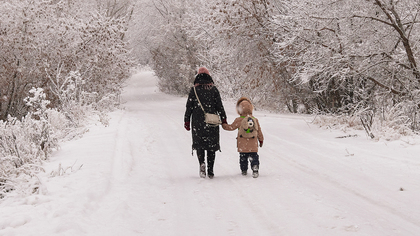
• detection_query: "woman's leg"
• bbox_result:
[196,149,206,178]
[207,150,215,178]
[196,149,205,165]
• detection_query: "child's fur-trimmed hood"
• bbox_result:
[236,97,253,116]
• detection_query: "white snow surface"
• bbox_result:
[1,71,420,236]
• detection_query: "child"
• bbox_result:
[222,97,264,178]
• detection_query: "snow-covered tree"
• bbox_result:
[0,0,133,120]
[133,0,420,132]
[280,0,420,131]
[198,0,294,110]
[137,0,200,94]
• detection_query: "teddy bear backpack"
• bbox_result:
[239,115,258,139]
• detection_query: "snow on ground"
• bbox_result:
[1,71,420,236]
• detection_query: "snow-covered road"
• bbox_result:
[1,71,420,236]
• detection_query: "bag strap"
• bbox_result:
[193,86,206,113]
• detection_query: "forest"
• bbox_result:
[1,0,420,196]
[135,0,420,137]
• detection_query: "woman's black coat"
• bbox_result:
[184,73,227,152]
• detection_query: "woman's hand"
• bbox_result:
[184,121,190,131]
[222,123,228,130]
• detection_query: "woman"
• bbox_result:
[184,67,227,179]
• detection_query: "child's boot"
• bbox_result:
[252,165,259,178]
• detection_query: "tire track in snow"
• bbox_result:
[263,125,420,232]
[111,110,136,182]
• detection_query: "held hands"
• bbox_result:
[184,121,190,131]
[221,118,228,130]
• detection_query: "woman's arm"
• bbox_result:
[214,87,227,121]
[184,88,194,122]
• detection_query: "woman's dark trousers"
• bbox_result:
[197,149,215,176]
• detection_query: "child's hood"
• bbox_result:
[236,97,253,116]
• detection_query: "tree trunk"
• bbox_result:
[374,0,420,80]
[4,72,17,120]
[0,91,2,120]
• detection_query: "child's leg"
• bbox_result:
[249,152,260,168]
[249,153,260,178]
[239,153,249,172]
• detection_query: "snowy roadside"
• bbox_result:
[0,71,420,236]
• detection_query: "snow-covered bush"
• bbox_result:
[0,117,53,198]
[0,0,133,198]
[313,114,363,131]
[0,73,122,198]
[0,88,61,198]
[313,103,417,141]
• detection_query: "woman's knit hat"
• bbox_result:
[198,67,210,75]
[194,67,214,89]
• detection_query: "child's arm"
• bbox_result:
[222,118,241,131]
[256,118,264,147]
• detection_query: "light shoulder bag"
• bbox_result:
[193,86,222,126]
